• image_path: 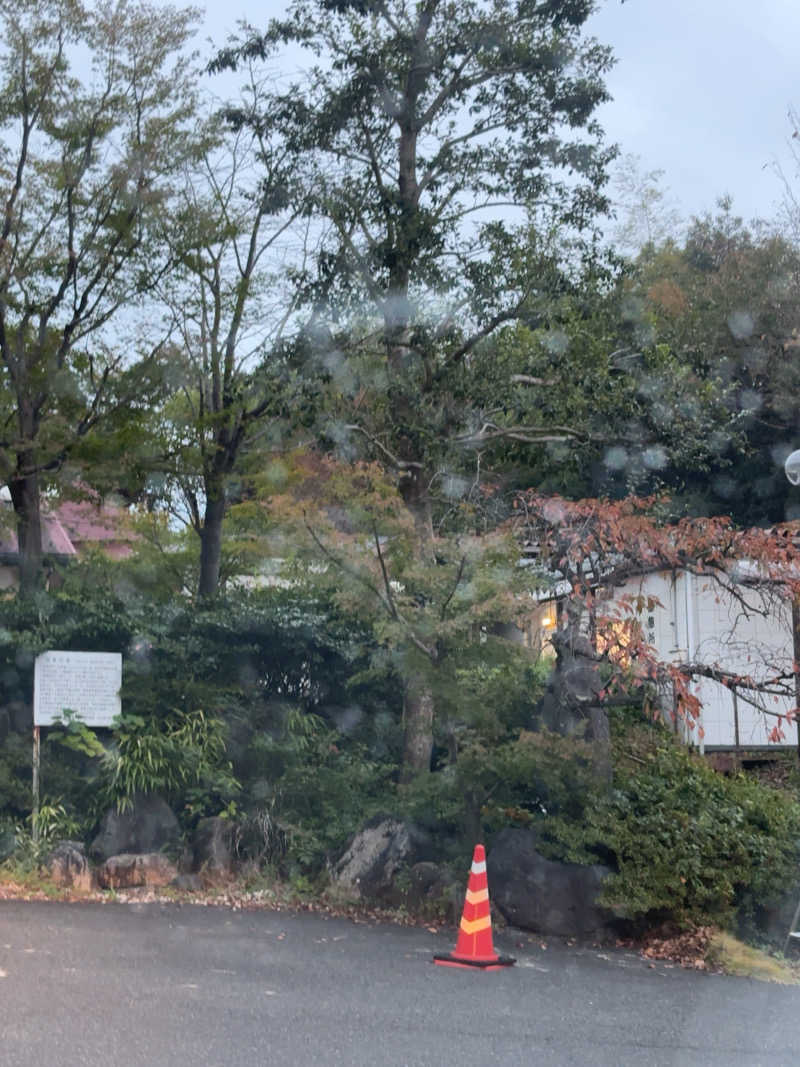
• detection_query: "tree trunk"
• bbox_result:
[542,609,613,785]
[397,468,439,778]
[198,486,226,599]
[8,464,44,596]
[401,676,435,780]
[399,471,434,559]
[587,704,613,786]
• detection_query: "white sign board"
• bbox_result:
[34,651,122,728]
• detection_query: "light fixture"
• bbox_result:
[785,449,800,486]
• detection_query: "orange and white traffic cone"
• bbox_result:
[433,844,515,970]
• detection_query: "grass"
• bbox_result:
[707,931,800,985]
[0,859,66,900]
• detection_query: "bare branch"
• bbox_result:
[453,422,590,447]
[345,423,424,470]
[440,555,466,620]
[373,526,398,619]
[510,374,558,387]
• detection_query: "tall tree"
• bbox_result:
[214,0,616,773]
[610,153,684,257]
[635,202,800,524]
[0,0,198,593]
[153,89,307,600]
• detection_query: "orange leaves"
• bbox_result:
[517,491,800,583]
[646,278,688,317]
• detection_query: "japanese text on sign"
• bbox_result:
[33,651,122,727]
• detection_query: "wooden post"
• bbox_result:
[732,689,740,752]
[32,725,40,843]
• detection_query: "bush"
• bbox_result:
[396,728,600,869]
[580,738,800,929]
[239,709,396,875]
[406,712,800,935]
[0,579,403,841]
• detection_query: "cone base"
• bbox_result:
[433,953,516,970]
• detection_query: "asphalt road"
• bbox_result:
[0,900,799,1066]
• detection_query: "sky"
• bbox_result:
[586,0,800,225]
[192,0,800,229]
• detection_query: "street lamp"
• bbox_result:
[785,449,800,486]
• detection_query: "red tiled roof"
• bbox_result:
[55,498,132,544]
[42,512,77,555]
[0,495,136,558]
[0,503,77,556]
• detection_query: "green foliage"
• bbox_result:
[48,711,106,759]
[0,575,404,845]
[4,551,798,942]
[239,707,395,874]
[12,799,83,872]
[0,733,33,820]
[434,643,553,742]
[587,740,800,928]
[634,203,800,524]
[398,728,599,862]
[99,709,240,818]
[470,266,727,502]
[399,716,800,935]
[0,0,201,594]
[0,815,15,862]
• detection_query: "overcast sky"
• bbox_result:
[195,0,800,227]
[587,0,800,225]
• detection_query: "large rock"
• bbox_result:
[330,816,434,902]
[192,817,237,878]
[90,793,180,862]
[379,861,461,919]
[488,828,615,939]
[96,853,178,889]
[48,840,91,892]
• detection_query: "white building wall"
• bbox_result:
[612,570,797,749]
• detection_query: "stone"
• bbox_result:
[192,817,237,878]
[488,827,615,939]
[48,840,92,892]
[90,793,180,862]
[330,816,435,902]
[379,860,458,916]
[96,853,178,889]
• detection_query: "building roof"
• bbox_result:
[55,497,132,544]
[0,493,136,560]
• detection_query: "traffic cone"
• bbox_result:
[433,844,515,970]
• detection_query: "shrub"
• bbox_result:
[240,709,396,875]
[396,728,600,869]
[580,738,800,929]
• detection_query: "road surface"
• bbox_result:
[0,900,798,1066]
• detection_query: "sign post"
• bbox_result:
[32,726,40,843]
[32,651,122,835]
